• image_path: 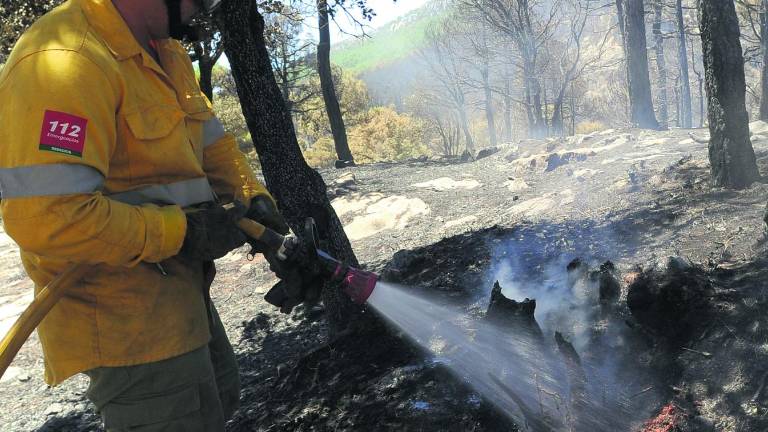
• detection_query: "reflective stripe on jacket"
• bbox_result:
[0,0,272,385]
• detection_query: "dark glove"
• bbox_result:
[264,256,324,313]
[262,234,323,313]
[246,195,289,235]
[179,203,247,261]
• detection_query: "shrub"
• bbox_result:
[575,121,605,135]
[347,106,430,164]
[303,137,337,168]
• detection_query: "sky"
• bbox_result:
[217,0,430,68]
[323,0,431,43]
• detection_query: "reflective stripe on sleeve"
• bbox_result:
[108,177,215,207]
[202,117,225,149]
[0,164,104,198]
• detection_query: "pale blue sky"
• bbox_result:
[327,0,431,43]
[217,0,430,67]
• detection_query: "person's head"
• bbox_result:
[113,0,220,41]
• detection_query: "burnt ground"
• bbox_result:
[2,124,768,431]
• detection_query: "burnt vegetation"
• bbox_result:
[7,0,768,431]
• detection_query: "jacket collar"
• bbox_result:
[79,0,143,60]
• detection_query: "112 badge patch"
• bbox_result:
[39,110,88,157]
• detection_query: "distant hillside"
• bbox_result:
[331,1,448,75]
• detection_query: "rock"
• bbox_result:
[664,256,691,272]
[45,403,63,415]
[332,172,356,188]
[17,372,30,382]
[327,172,358,199]
[460,150,473,162]
[475,146,500,160]
[503,178,530,193]
[510,149,594,175]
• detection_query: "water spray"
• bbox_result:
[238,219,652,431]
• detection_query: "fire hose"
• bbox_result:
[0,217,378,380]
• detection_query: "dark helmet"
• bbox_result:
[164,0,221,41]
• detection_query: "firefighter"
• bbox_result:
[0,0,286,429]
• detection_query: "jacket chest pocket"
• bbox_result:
[122,105,204,182]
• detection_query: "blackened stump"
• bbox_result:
[486,281,544,339]
[627,264,714,345]
[593,261,621,305]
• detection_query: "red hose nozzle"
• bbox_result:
[342,267,378,304]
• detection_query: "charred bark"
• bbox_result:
[690,35,705,127]
[190,32,224,103]
[198,53,214,102]
[675,0,693,128]
[653,0,668,129]
[486,281,544,339]
[625,0,660,129]
[503,77,513,142]
[316,0,354,165]
[760,0,768,121]
[216,0,372,332]
[481,63,498,148]
[616,0,631,117]
[456,90,476,156]
[698,0,760,188]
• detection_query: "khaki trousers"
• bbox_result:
[84,305,240,431]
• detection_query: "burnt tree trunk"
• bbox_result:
[760,0,768,120]
[455,87,476,156]
[690,35,706,127]
[216,0,372,332]
[191,36,224,103]
[698,0,760,188]
[197,49,214,101]
[316,0,354,164]
[481,63,498,148]
[653,0,668,129]
[616,0,631,121]
[625,0,660,129]
[675,0,693,128]
[616,0,628,58]
[523,57,547,138]
[503,77,513,142]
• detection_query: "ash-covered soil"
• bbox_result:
[3,124,768,431]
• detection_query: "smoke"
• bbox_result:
[482,223,662,430]
[368,282,571,430]
[367,222,662,430]
[490,239,603,352]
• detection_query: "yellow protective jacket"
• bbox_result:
[0,0,271,385]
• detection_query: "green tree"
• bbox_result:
[1,0,62,63]
[295,67,371,149]
[349,106,429,163]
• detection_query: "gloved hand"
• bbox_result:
[246,195,290,235]
[262,233,323,313]
[264,258,324,314]
[179,203,247,261]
